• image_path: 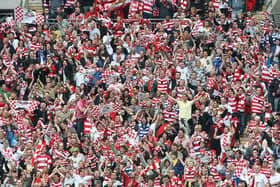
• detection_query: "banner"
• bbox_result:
[89,103,122,119]
[104,0,131,11]
[9,100,40,113]
[14,6,44,25]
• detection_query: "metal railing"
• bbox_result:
[271,13,280,27]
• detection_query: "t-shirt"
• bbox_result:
[76,99,86,119]
[73,174,92,187]
[255,173,268,187]
[69,153,85,169]
[176,100,193,119]
[270,173,280,187]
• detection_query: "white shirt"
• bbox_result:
[73,174,92,187]
[69,153,85,169]
[254,173,268,187]
[90,126,103,142]
[10,39,19,49]
[64,176,74,186]
[74,72,89,87]
[176,66,190,81]
[270,172,280,187]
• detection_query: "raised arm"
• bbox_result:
[213,127,221,139]
[167,94,178,103]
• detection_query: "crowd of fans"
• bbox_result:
[0,0,280,186]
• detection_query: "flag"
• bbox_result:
[0,117,7,127]
[6,16,14,26]
[127,128,138,145]
[35,12,44,25]
[212,0,220,8]
[14,6,44,24]
[105,0,131,11]
[9,100,40,113]
[181,0,188,10]
[89,105,103,118]
[99,103,122,114]
[112,103,121,113]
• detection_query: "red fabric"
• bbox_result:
[157,123,168,138]
[247,0,255,11]
[121,170,138,187]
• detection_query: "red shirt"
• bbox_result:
[76,99,87,119]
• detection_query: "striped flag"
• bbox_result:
[112,103,121,113]
[89,105,103,119]
[212,0,220,8]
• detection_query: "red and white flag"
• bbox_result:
[112,103,121,113]
[14,6,44,24]
[35,12,44,25]
[6,16,15,26]
[99,103,122,114]
[89,105,103,118]
[212,0,220,8]
[181,0,188,10]
[9,100,40,113]
[0,117,7,127]
[127,128,138,145]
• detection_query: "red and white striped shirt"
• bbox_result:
[29,43,41,53]
[261,65,272,83]
[157,77,168,93]
[152,97,160,107]
[220,132,232,151]
[163,20,175,31]
[251,95,266,114]
[142,0,154,14]
[184,167,195,181]
[209,163,221,181]
[36,154,52,171]
[176,86,186,99]
[260,167,271,179]
[83,118,93,135]
[206,77,218,91]
[129,0,143,18]
[237,94,246,112]
[64,0,75,8]
[163,109,178,123]
[191,132,208,152]
[228,96,238,113]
